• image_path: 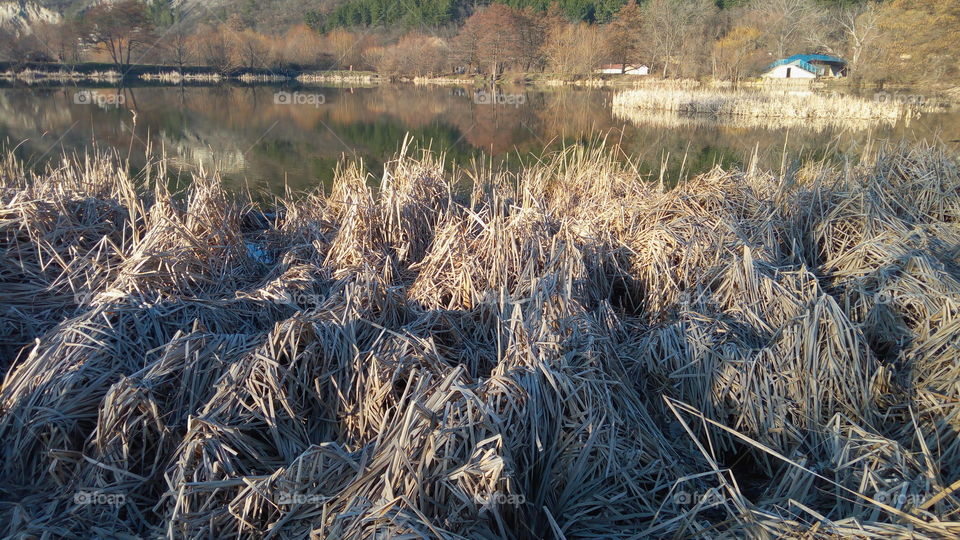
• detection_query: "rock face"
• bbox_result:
[2,0,331,36]
[0,1,61,34]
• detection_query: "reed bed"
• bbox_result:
[540,77,701,89]
[236,73,291,83]
[613,88,920,122]
[138,72,289,83]
[297,71,380,84]
[5,68,122,83]
[139,71,225,83]
[611,106,899,132]
[1,138,959,538]
[411,76,477,86]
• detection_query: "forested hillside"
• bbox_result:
[3,0,959,85]
[314,0,865,29]
[13,0,883,30]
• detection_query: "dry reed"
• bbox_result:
[1,138,959,538]
[7,68,122,83]
[139,71,225,83]
[613,88,922,124]
[611,106,900,132]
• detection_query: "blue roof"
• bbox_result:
[785,54,846,64]
[766,54,846,75]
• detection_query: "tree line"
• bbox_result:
[312,0,631,30]
[1,0,957,85]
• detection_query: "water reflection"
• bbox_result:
[0,84,957,191]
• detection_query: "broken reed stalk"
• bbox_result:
[0,137,959,538]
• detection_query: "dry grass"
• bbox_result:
[612,88,923,126]
[140,72,225,83]
[297,71,380,84]
[1,138,959,538]
[611,106,900,132]
[2,69,123,83]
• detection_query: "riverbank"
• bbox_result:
[296,70,380,85]
[1,140,959,537]
[3,62,960,104]
[611,87,946,132]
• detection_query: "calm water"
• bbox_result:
[2,84,958,191]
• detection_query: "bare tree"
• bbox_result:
[191,24,236,73]
[451,12,482,73]
[516,7,547,72]
[278,25,325,68]
[643,0,715,78]
[836,2,881,74]
[747,0,822,59]
[0,29,50,63]
[82,0,156,70]
[167,23,192,70]
[375,33,448,76]
[237,30,269,69]
[542,19,605,77]
[33,20,84,64]
[324,28,367,70]
[605,2,643,73]
[713,24,765,81]
[151,4,191,70]
[455,4,523,77]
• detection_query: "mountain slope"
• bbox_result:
[0,1,61,33]
[24,0,337,31]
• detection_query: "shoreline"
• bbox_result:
[2,62,958,104]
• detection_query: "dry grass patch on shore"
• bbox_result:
[140,71,225,83]
[1,68,122,83]
[611,106,902,132]
[1,140,959,538]
[613,88,922,123]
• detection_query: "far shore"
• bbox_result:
[2,61,958,100]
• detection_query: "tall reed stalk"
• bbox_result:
[1,139,958,538]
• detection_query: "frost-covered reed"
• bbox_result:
[1,139,959,538]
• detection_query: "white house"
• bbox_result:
[595,64,649,76]
[762,54,847,79]
[764,63,818,79]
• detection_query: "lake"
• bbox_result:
[2,84,958,191]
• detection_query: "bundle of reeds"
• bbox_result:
[140,72,226,83]
[612,88,923,124]
[611,105,900,132]
[10,69,122,83]
[1,138,959,538]
[297,72,379,84]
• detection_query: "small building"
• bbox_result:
[595,64,649,76]
[762,54,847,79]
